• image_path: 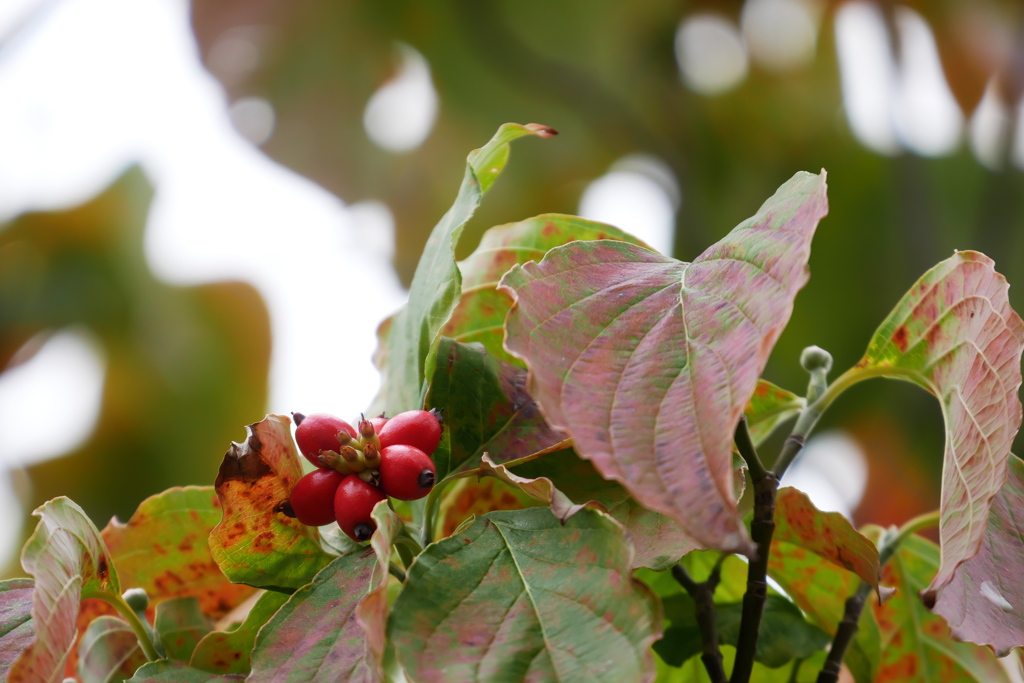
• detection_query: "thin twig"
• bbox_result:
[816,582,871,683]
[672,562,727,683]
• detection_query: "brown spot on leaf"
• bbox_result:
[216,445,273,487]
[892,324,909,352]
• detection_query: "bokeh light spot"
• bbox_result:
[675,14,748,96]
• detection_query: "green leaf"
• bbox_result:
[247,549,380,682]
[388,507,661,682]
[931,453,1024,656]
[102,486,254,619]
[501,171,828,555]
[77,615,146,683]
[425,338,570,479]
[650,593,701,667]
[0,579,34,680]
[370,123,556,416]
[154,597,213,662]
[9,497,121,683]
[210,415,335,592]
[656,646,827,683]
[190,591,289,675]
[872,533,1009,682]
[444,214,650,364]
[767,539,880,683]
[716,595,829,669]
[745,380,805,446]
[127,659,244,681]
[483,452,700,570]
[852,251,1024,601]
[773,487,885,597]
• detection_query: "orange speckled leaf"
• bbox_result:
[443,214,650,365]
[210,415,334,592]
[436,473,545,539]
[102,486,254,618]
[501,171,828,555]
[871,533,1008,682]
[774,487,885,597]
[9,498,120,683]
[931,453,1024,656]
[855,251,1024,602]
[189,591,288,675]
[767,540,880,683]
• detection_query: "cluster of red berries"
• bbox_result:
[287,410,441,541]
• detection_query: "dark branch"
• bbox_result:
[672,562,727,683]
[817,582,871,683]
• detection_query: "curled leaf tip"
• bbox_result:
[525,123,558,137]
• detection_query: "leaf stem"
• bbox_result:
[388,562,407,583]
[731,418,779,683]
[672,562,727,683]
[99,593,160,662]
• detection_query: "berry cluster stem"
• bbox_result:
[98,592,160,662]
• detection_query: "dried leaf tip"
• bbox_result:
[525,124,558,138]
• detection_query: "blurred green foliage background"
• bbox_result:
[2,0,1023,573]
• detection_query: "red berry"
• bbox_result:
[290,469,344,526]
[334,475,387,541]
[379,444,436,501]
[370,415,388,433]
[378,410,442,455]
[294,413,356,468]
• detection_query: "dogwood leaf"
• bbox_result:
[102,486,254,618]
[424,337,570,479]
[501,171,828,554]
[155,597,212,662]
[854,251,1024,601]
[444,214,648,364]
[247,549,379,683]
[0,579,35,680]
[745,380,804,446]
[388,507,661,682]
[872,533,1008,682]
[190,591,289,675]
[9,497,121,683]
[210,415,334,592]
[930,453,1024,655]
[370,123,556,416]
[127,660,243,681]
[77,616,146,683]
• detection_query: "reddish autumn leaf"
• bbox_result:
[102,487,254,618]
[931,453,1024,655]
[871,532,1009,682]
[774,487,886,597]
[854,251,1024,602]
[9,498,121,683]
[443,214,650,365]
[0,579,34,680]
[501,171,828,555]
[210,415,335,592]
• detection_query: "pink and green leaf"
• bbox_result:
[388,507,662,682]
[424,338,570,479]
[930,453,1024,655]
[189,591,289,675]
[444,214,649,365]
[102,486,254,619]
[0,579,34,680]
[854,251,1024,600]
[370,123,556,416]
[500,171,828,555]
[491,450,702,570]
[77,616,146,683]
[210,415,335,592]
[9,497,121,683]
[247,549,380,683]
